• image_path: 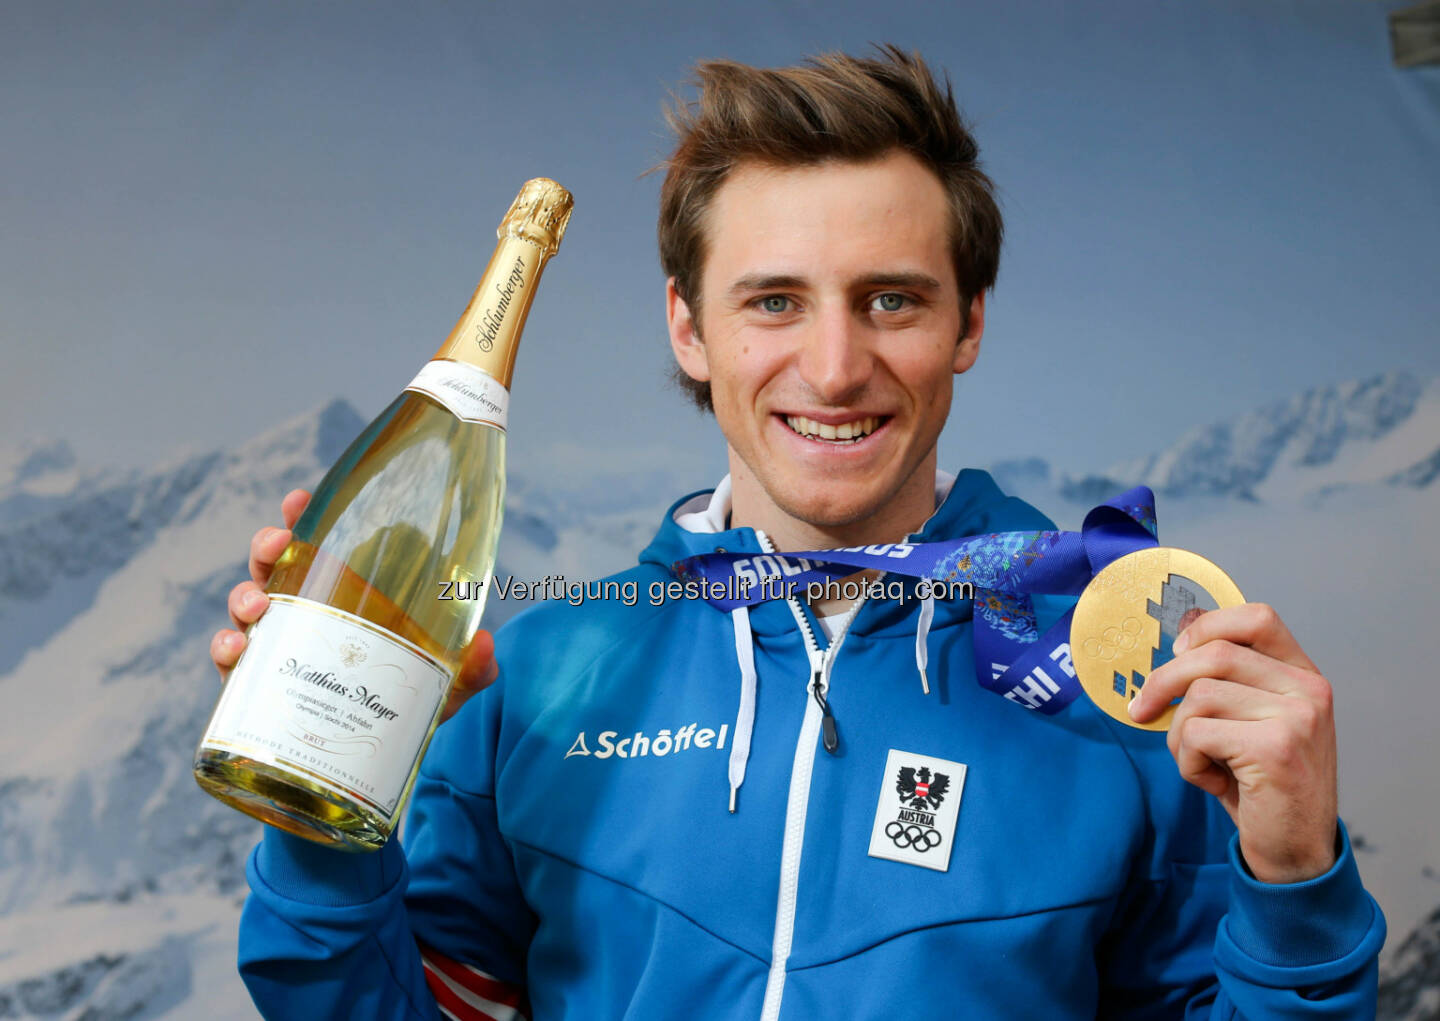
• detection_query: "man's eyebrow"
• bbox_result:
[854,271,943,290]
[726,271,944,295]
[727,273,807,295]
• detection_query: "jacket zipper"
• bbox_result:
[756,531,863,1021]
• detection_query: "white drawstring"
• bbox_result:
[679,472,961,812]
[728,584,932,811]
[915,593,935,695]
[727,605,758,813]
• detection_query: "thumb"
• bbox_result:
[440,629,499,724]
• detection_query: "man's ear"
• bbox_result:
[667,277,710,383]
[954,290,985,375]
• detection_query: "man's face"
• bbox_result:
[668,150,982,536]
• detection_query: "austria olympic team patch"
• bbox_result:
[867,749,968,872]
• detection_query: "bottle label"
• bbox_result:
[404,360,509,430]
[199,594,451,822]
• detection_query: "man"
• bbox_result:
[216,49,1385,1018]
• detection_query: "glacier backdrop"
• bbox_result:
[0,371,1435,1019]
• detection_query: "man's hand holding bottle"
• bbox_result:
[209,488,499,725]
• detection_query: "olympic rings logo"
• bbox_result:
[886,821,942,852]
[1080,616,1142,662]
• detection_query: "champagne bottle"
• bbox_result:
[194,178,573,851]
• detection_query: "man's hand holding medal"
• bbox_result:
[1131,601,1340,884]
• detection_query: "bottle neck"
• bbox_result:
[433,235,551,388]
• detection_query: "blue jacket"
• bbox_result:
[239,469,1385,1019]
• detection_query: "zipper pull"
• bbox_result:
[811,673,839,754]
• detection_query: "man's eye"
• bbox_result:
[758,295,791,314]
[871,293,908,313]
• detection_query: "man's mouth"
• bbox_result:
[782,414,886,444]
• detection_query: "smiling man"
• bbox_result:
[223,48,1384,1019]
[666,152,976,552]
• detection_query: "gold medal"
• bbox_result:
[1070,547,1244,731]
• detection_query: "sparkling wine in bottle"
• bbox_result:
[194,178,572,851]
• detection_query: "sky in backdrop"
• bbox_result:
[2,0,1437,492]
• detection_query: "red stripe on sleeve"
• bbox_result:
[419,944,526,1009]
[418,943,528,1019]
[423,960,497,1021]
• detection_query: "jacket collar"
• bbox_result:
[638,468,1055,639]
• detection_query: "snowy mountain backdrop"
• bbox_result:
[0,371,1434,1019]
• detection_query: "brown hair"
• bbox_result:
[659,45,1003,412]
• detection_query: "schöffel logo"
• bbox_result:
[564,722,729,761]
[885,766,950,853]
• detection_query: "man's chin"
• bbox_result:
[772,488,895,535]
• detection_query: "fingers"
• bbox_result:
[228,580,270,632]
[281,488,310,530]
[1172,710,1338,882]
[1138,603,1340,885]
[218,492,307,684]
[439,630,499,724]
[1163,677,1277,760]
[248,490,310,585]
[1161,676,1337,847]
[1166,673,1279,724]
[217,579,271,679]
[211,628,246,682]
[1172,603,1317,672]
[460,629,500,688]
[249,526,292,585]
[1170,715,1247,803]
[1162,678,1286,799]
[1132,638,1316,722]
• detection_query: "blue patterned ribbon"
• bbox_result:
[674,487,1159,714]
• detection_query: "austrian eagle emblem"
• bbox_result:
[896,766,950,811]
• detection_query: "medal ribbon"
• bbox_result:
[673,487,1159,714]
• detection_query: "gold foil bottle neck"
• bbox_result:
[432,178,573,388]
[498,178,573,257]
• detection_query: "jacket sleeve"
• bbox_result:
[237,676,536,1021]
[1208,822,1386,1019]
[1094,723,1385,1019]
[239,829,440,1021]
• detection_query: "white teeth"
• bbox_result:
[784,415,881,443]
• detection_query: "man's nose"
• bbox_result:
[796,305,872,404]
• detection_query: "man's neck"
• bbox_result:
[726,455,941,553]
